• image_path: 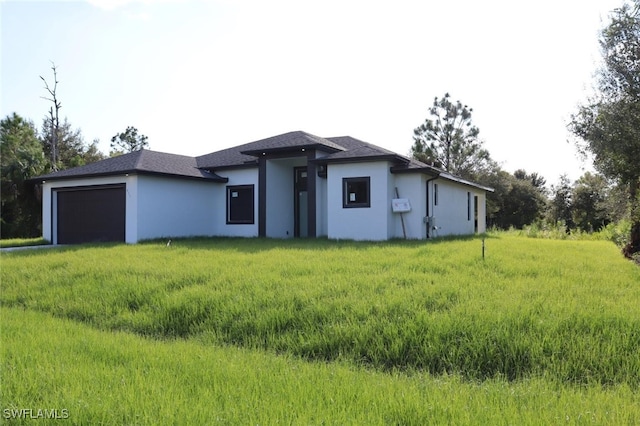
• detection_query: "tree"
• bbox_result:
[504,171,546,229]
[479,169,546,230]
[412,93,491,179]
[40,62,62,171]
[40,118,105,170]
[514,169,547,196]
[571,172,611,232]
[569,1,640,257]
[110,126,149,154]
[548,174,574,231]
[1,113,46,237]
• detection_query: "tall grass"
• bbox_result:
[3,307,639,425]
[2,236,639,387]
[0,237,49,248]
[503,220,631,247]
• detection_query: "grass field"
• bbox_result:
[1,235,639,424]
[0,237,48,248]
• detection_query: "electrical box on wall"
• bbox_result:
[391,198,411,213]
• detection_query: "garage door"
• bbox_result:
[56,185,126,244]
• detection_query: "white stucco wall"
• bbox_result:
[135,175,218,241]
[40,164,488,244]
[327,161,392,241]
[315,172,328,237]
[476,191,487,234]
[430,179,487,237]
[392,173,427,239]
[212,168,259,237]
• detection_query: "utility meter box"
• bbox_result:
[391,198,411,213]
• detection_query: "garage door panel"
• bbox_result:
[57,185,125,244]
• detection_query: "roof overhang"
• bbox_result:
[31,170,228,184]
[240,144,343,157]
[390,164,441,177]
[311,154,409,166]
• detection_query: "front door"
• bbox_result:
[294,167,308,237]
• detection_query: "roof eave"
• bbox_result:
[390,165,441,177]
[240,144,343,157]
[33,169,228,184]
[311,154,408,165]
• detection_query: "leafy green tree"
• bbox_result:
[569,0,640,257]
[572,172,610,232]
[514,169,547,196]
[412,93,491,179]
[547,174,574,231]
[507,171,547,228]
[110,126,149,155]
[1,113,46,237]
[40,118,105,170]
[480,169,546,230]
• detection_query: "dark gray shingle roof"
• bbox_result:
[35,149,227,182]
[197,133,413,170]
[196,131,344,169]
[319,136,409,164]
[32,131,492,192]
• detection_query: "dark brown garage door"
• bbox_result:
[57,185,126,244]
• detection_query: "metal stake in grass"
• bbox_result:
[482,237,485,260]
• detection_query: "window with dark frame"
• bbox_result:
[467,192,471,221]
[227,185,254,224]
[343,177,370,208]
[434,183,438,206]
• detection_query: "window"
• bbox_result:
[434,183,438,206]
[227,185,254,224]
[343,177,370,208]
[467,192,471,221]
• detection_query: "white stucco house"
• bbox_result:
[34,131,493,244]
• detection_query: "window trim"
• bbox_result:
[226,184,255,224]
[342,176,370,208]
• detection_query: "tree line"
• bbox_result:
[411,1,639,258]
[410,93,628,234]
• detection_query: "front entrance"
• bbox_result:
[294,166,308,237]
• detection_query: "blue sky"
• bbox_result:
[1,0,622,184]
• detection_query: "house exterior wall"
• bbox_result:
[316,172,328,237]
[431,179,486,237]
[42,175,223,244]
[392,173,427,239]
[40,161,488,245]
[135,175,217,241]
[327,161,392,241]
[213,168,259,237]
[476,191,487,234]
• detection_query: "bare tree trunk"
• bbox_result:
[41,63,61,171]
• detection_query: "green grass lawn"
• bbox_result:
[1,235,639,424]
[0,237,48,248]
